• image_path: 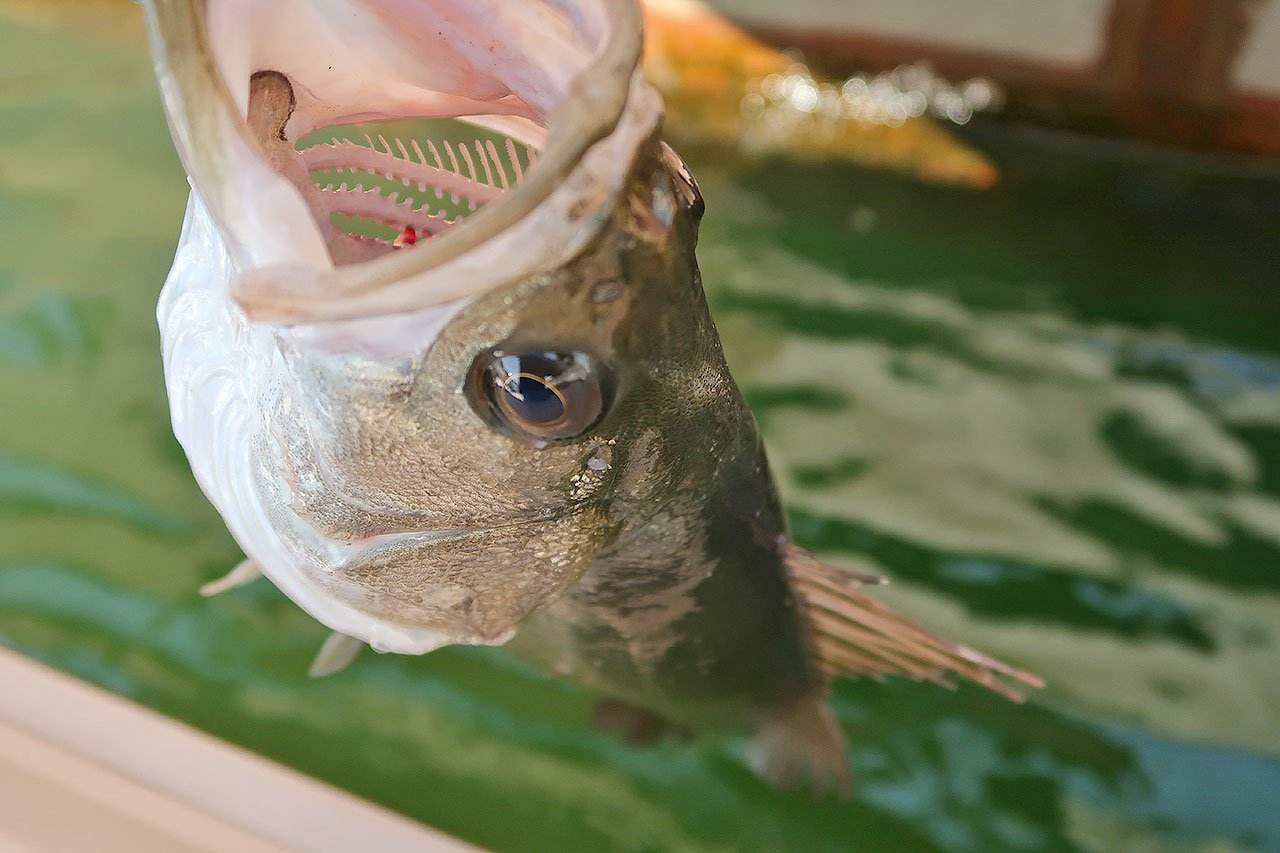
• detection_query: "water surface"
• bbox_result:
[1,6,1278,851]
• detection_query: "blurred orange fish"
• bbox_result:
[642,0,998,188]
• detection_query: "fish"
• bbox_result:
[141,0,1040,795]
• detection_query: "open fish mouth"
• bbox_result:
[142,0,653,324]
[242,68,547,267]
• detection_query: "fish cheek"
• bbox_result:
[314,506,621,643]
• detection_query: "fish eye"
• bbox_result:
[472,351,607,441]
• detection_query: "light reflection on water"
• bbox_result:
[1,5,1278,852]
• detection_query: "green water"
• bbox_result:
[3,7,1279,852]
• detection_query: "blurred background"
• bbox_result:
[0,0,1277,850]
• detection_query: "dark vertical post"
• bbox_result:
[1101,0,1257,148]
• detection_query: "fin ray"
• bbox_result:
[308,631,365,678]
[199,558,261,597]
[784,545,1043,701]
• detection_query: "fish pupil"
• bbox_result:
[503,375,565,425]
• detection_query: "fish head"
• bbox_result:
[272,138,714,646]
[147,0,725,653]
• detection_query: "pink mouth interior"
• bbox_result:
[208,0,612,267]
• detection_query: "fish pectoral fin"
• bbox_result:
[308,631,365,678]
[199,558,262,597]
[783,544,1044,701]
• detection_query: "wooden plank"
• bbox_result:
[0,648,483,852]
[0,717,280,852]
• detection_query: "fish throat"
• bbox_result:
[247,71,539,266]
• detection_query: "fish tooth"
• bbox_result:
[506,138,524,185]
[426,139,445,170]
[476,140,496,187]
[459,142,478,182]
[487,140,509,190]
[443,140,461,175]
